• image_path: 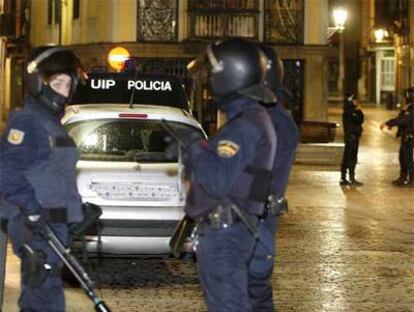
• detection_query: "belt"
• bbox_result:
[41,208,68,223]
[264,195,288,217]
[197,205,242,230]
[196,205,259,239]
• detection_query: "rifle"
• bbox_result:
[41,223,111,312]
[169,215,195,258]
[0,227,7,311]
[160,120,196,258]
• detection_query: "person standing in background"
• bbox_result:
[340,92,364,186]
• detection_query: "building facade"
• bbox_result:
[2,0,338,130]
[358,0,413,106]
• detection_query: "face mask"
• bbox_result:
[39,84,68,116]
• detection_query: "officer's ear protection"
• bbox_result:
[25,47,70,96]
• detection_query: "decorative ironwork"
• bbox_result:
[188,0,257,10]
[138,0,177,41]
[265,0,304,44]
[188,0,259,39]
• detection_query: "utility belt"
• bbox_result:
[0,208,67,234]
[196,204,259,239]
[263,195,288,217]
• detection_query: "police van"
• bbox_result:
[63,72,204,254]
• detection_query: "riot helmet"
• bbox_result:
[405,87,414,104]
[259,44,294,105]
[193,38,275,104]
[260,45,284,91]
[25,45,83,115]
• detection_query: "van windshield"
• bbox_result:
[65,119,203,162]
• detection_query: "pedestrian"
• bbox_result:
[0,45,84,311]
[247,46,299,311]
[183,38,277,311]
[380,87,414,186]
[340,92,364,186]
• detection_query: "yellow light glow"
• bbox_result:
[333,8,348,30]
[107,47,130,71]
[374,29,385,42]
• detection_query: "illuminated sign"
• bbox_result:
[90,79,173,91]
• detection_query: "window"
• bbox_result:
[66,119,202,162]
[137,0,178,41]
[265,0,304,44]
[47,0,61,25]
[73,0,80,20]
[187,0,259,39]
[380,57,395,91]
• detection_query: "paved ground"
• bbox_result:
[2,106,413,312]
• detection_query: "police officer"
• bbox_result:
[380,87,414,186]
[0,45,84,311]
[340,92,364,186]
[247,46,299,311]
[183,38,277,311]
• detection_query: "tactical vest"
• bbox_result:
[23,108,83,223]
[185,105,276,218]
[1,107,83,224]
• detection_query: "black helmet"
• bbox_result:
[25,45,82,115]
[260,45,284,91]
[405,87,414,100]
[205,38,275,103]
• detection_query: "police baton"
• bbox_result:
[0,229,7,311]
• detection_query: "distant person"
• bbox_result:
[340,92,364,186]
[380,87,414,187]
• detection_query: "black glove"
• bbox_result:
[25,214,46,234]
[163,129,203,161]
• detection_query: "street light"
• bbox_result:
[333,8,348,31]
[327,7,348,39]
[374,28,388,42]
[328,8,348,96]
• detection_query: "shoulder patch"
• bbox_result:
[7,129,25,145]
[217,140,240,158]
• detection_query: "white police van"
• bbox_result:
[63,72,204,255]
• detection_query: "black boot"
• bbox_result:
[349,172,363,186]
[392,175,409,186]
[340,169,350,185]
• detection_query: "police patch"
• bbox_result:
[7,129,25,145]
[217,140,240,158]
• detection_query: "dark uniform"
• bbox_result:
[0,46,83,311]
[340,94,364,186]
[184,39,277,312]
[384,89,414,186]
[248,46,299,311]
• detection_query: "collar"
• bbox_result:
[220,97,258,120]
[23,96,63,121]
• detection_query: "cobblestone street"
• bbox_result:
[2,107,413,312]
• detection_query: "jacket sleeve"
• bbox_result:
[0,114,47,215]
[186,118,262,198]
[385,111,412,128]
